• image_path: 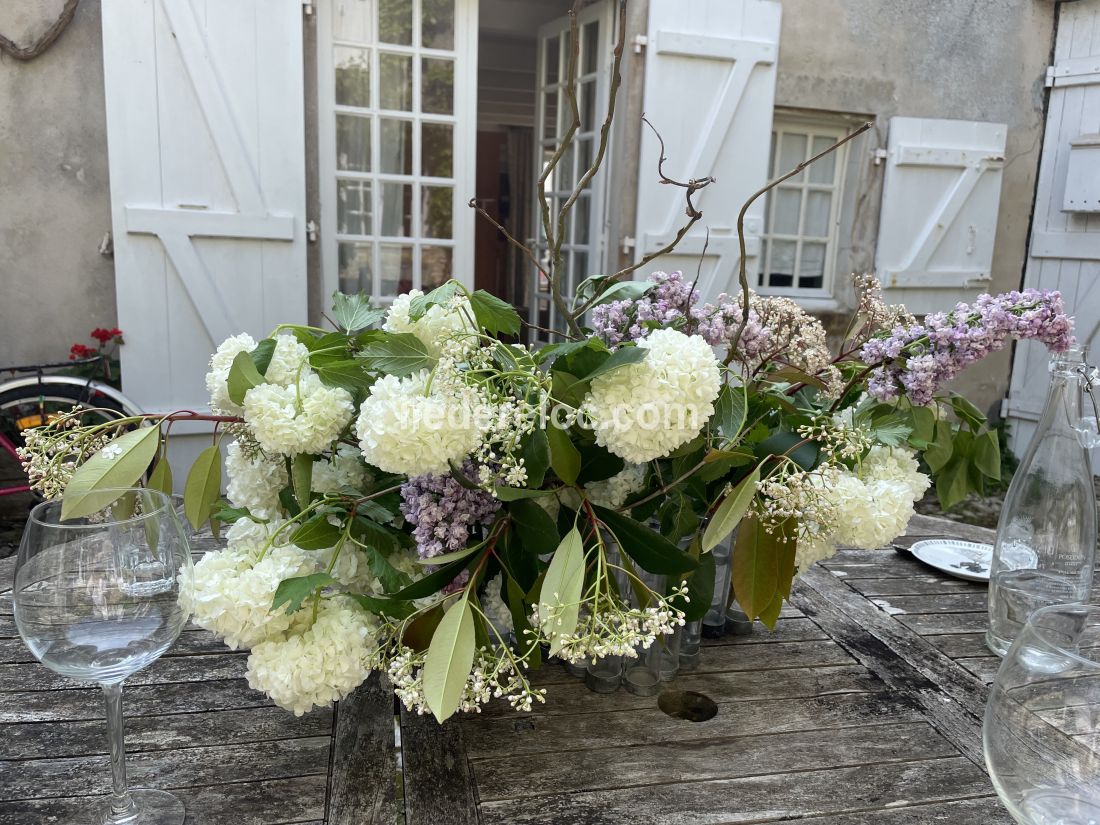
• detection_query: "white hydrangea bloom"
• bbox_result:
[582,329,721,463]
[318,542,381,592]
[243,372,355,456]
[860,445,931,500]
[225,441,287,519]
[263,334,311,387]
[312,444,369,494]
[246,597,378,716]
[585,463,648,509]
[205,333,258,415]
[384,290,475,358]
[354,370,484,476]
[795,534,838,571]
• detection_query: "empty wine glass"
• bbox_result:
[14,488,193,824]
[985,603,1100,824]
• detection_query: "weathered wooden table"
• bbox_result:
[0,514,1015,824]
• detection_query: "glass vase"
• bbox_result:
[679,619,702,669]
[585,655,623,693]
[702,536,732,639]
[987,348,1098,656]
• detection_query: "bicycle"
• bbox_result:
[0,356,143,497]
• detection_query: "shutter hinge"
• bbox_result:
[621,235,635,255]
[306,219,319,243]
[302,0,314,15]
[1045,65,1055,88]
[872,147,889,166]
[632,34,648,54]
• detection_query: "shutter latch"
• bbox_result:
[872,148,889,166]
[306,220,319,243]
[621,235,635,255]
[302,0,314,15]
[632,35,648,54]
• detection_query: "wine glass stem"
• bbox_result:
[102,681,136,822]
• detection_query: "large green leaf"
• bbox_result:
[510,498,560,557]
[227,351,266,406]
[423,596,476,722]
[147,454,173,497]
[272,573,334,614]
[702,465,760,552]
[409,281,461,319]
[492,486,557,501]
[291,514,343,550]
[731,515,779,621]
[250,338,278,375]
[584,278,653,309]
[973,429,1001,481]
[314,359,374,394]
[594,507,698,576]
[504,574,540,668]
[580,346,647,381]
[332,291,386,332]
[547,425,581,485]
[469,289,521,336]
[924,419,955,473]
[681,547,716,622]
[391,553,477,600]
[538,526,586,656]
[291,454,313,512]
[909,405,937,444]
[359,333,433,376]
[62,424,163,520]
[935,458,971,511]
[713,382,748,441]
[520,430,550,488]
[184,445,222,531]
[348,592,415,620]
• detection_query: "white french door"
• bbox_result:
[318,0,477,301]
[531,1,614,336]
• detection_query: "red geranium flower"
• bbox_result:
[69,344,98,360]
[90,327,121,344]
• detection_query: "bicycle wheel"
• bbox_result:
[0,382,131,450]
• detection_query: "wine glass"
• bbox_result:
[985,603,1100,824]
[14,488,193,824]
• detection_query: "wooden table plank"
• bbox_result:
[327,674,398,825]
[401,707,478,825]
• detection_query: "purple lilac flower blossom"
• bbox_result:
[860,289,1074,405]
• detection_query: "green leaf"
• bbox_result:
[359,332,433,376]
[147,454,173,497]
[505,574,539,668]
[409,281,461,319]
[950,392,987,431]
[250,338,277,375]
[713,382,748,441]
[550,369,587,409]
[703,465,761,552]
[731,515,779,621]
[538,527,586,655]
[272,573,334,614]
[292,454,313,512]
[497,525,539,592]
[535,339,591,366]
[775,518,797,598]
[579,345,647,381]
[681,548,716,622]
[183,445,222,531]
[910,405,937,444]
[332,291,386,332]
[413,543,482,566]
[758,592,783,629]
[469,289,522,336]
[227,351,266,406]
[936,458,971,511]
[585,278,654,309]
[62,424,163,520]
[392,553,478,600]
[423,596,477,723]
[924,419,955,473]
[510,498,560,557]
[973,429,1002,481]
[212,504,252,524]
[520,430,550,488]
[547,425,581,485]
[594,507,699,575]
[492,486,557,501]
[756,431,819,471]
[348,593,416,620]
[314,359,374,394]
[291,514,343,550]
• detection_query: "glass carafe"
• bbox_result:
[987,348,1097,656]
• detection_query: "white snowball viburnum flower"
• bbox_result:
[225,440,288,519]
[312,444,369,494]
[246,596,379,716]
[585,463,648,509]
[582,329,721,463]
[860,445,931,500]
[384,290,475,358]
[206,333,258,414]
[355,370,484,476]
[263,334,311,387]
[243,372,355,456]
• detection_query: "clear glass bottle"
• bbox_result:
[702,537,733,638]
[987,348,1098,656]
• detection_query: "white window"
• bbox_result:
[318,0,477,301]
[758,117,850,298]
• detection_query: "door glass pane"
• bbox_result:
[379,244,413,294]
[545,36,560,84]
[804,190,832,237]
[583,22,599,74]
[337,180,373,236]
[421,122,453,178]
[778,133,808,181]
[773,189,802,235]
[422,58,454,115]
[334,46,371,108]
[421,246,453,289]
[379,0,412,45]
[809,136,838,183]
[799,242,826,289]
[380,182,413,237]
[379,118,413,174]
[768,240,796,287]
[422,186,453,238]
[336,115,371,172]
[339,242,374,294]
[333,2,371,42]
[542,91,559,141]
[422,0,455,50]
[379,53,413,111]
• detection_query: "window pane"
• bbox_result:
[422,0,455,50]
[336,114,371,173]
[804,190,832,237]
[542,90,559,141]
[338,242,373,295]
[583,22,599,74]
[422,58,454,114]
[335,46,371,108]
[573,194,590,245]
[337,179,373,236]
[758,240,770,287]
[809,136,838,183]
[380,182,412,237]
[572,251,588,287]
[778,133,807,181]
[799,242,826,289]
[379,118,412,174]
[422,186,453,238]
[773,188,802,235]
[379,53,412,111]
[553,143,574,191]
[580,80,596,132]
[422,122,453,178]
[576,137,593,173]
[333,2,370,42]
[379,0,412,45]
[379,244,413,295]
[421,246,454,289]
[545,36,560,85]
[767,240,796,287]
[538,298,551,330]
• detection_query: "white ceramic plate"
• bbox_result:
[909,539,995,582]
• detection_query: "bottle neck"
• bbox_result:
[1038,370,1083,429]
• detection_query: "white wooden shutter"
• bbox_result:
[874,117,1007,315]
[102,0,307,478]
[633,0,780,300]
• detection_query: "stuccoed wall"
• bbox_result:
[0,0,116,366]
[775,0,1057,417]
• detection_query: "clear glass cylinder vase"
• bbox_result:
[987,348,1098,656]
[702,536,733,639]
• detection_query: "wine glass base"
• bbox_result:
[94,789,185,825]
